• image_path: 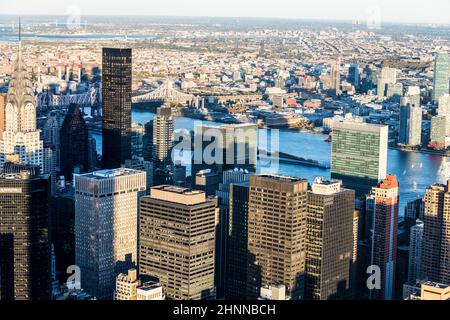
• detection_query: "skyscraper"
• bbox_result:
[60,104,90,181]
[143,120,154,162]
[215,168,253,299]
[139,185,216,300]
[432,52,450,102]
[421,182,450,285]
[305,178,355,300]
[0,165,50,300]
[0,35,43,170]
[437,94,450,135]
[398,99,422,147]
[348,63,360,89]
[429,115,448,149]
[102,48,132,169]
[41,109,64,168]
[366,175,399,300]
[331,120,388,197]
[331,57,341,95]
[248,174,308,299]
[408,221,424,284]
[152,106,174,170]
[75,168,146,299]
[225,182,251,300]
[377,67,397,97]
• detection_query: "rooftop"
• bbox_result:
[80,168,143,180]
[377,175,399,189]
[423,281,450,290]
[138,281,163,292]
[150,185,207,205]
[332,119,388,133]
[256,173,307,183]
[152,185,204,196]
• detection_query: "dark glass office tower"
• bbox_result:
[101,48,132,169]
[225,182,251,300]
[0,165,50,300]
[60,104,90,180]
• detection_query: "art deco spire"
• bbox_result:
[6,17,36,129]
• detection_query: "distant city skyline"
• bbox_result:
[2,0,450,25]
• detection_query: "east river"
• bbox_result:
[91,109,450,216]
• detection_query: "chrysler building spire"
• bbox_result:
[0,17,43,170]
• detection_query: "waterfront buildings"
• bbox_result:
[398,101,422,147]
[75,168,146,299]
[248,174,308,300]
[433,52,450,102]
[0,165,50,300]
[366,175,399,300]
[437,94,450,136]
[102,48,132,169]
[430,115,448,149]
[421,182,450,285]
[331,120,388,197]
[305,178,355,300]
[139,185,216,300]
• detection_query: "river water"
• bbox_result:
[92,109,449,215]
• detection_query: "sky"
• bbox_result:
[1,0,450,25]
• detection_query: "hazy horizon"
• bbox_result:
[1,0,450,26]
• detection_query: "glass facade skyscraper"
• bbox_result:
[433,52,450,102]
[60,104,90,180]
[331,120,388,197]
[0,166,50,300]
[102,48,132,169]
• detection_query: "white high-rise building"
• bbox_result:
[75,168,146,300]
[0,36,43,170]
[408,221,424,284]
[437,94,450,135]
[399,98,422,147]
